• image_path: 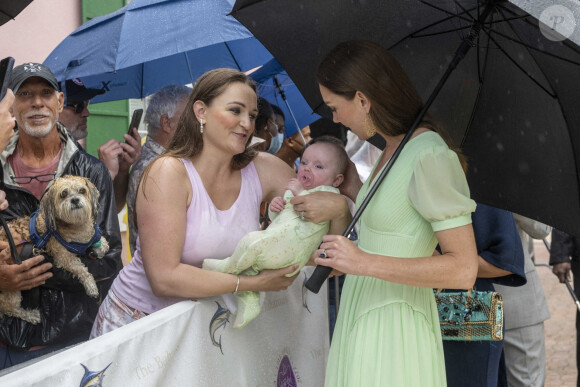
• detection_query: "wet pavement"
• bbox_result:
[534,239,577,387]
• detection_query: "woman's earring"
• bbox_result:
[363,114,376,137]
[200,119,204,134]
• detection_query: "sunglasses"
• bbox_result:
[65,100,90,114]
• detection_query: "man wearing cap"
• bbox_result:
[59,78,105,147]
[0,63,122,369]
[59,78,142,212]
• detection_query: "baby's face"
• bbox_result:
[297,142,341,189]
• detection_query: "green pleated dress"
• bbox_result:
[325,131,476,387]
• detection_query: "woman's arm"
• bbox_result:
[477,258,512,278]
[137,156,298,299]
[316,224,478,289]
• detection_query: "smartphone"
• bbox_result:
[127,108,143,139]
[0,57,15,101]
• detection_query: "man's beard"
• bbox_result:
[21,119,55,138]
[69,125,88,140]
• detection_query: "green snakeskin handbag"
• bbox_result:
[434,289,503,341]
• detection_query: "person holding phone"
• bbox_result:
[126,84,190,256]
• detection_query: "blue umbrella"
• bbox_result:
[43,0,273,102]
[249,59,320,143]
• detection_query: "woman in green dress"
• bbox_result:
[292,40,479,386]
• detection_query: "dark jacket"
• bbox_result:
[0,123,122,349]
[550,229,580,264]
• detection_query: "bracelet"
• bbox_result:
[233,275,240,294]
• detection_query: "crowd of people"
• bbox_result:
[0,39,577,387]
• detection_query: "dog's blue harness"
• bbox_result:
[28,209,102,256]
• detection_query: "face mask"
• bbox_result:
[267,132,283,154]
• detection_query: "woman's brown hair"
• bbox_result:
[139,69,259,200]
[317,40,466,171]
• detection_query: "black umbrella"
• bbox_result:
[232,0,580,291]
[0,0,33,26]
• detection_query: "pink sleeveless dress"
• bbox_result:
[110,159,262,314]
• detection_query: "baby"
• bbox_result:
[203,136,348,328]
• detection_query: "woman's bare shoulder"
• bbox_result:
[253,151,294,175]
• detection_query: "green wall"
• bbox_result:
[81,0,130,157]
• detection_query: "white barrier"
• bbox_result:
[0,268,329,387]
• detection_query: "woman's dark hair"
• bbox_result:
[165,68,258,170]
[317,40,466,171]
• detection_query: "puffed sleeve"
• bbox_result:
[408,145,476,232]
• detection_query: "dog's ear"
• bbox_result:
[86,179,100,220]
[40,185,57,231]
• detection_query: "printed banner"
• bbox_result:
[0,268,329,387]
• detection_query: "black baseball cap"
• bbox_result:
[65,78,105,103]
[10,62,59,92]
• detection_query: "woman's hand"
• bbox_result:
[290,191,349,225]
[315,234,368,276]
[250,264,300,292]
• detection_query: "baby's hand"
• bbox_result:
[286,178,304,196]
[269,196,286,212]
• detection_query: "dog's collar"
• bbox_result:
[28,209,102,256]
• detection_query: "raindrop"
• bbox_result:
[406,19,413,28]
[518,161,530,174]
[496,142,505,151]
[520,130,525,136]
[498,115,504,122]
[525,120,531,128]
[538,134,547,143]
[518,53,524,61]
[506,89,511,95]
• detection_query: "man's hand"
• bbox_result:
[98,139,123,179]
[0,89,15,153]
[98,128,142,180]
[552,262,571,283]
[0,241,53,291]
[119,127,142,174]
[0,189,8,211]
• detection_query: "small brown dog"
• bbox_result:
[0,175,109,324]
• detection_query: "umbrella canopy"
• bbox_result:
[0,0,33,26]
[249,59,321,139]
[43,0,274,102]
[232,0,580,238]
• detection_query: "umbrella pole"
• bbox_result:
[184,52,195,85]
[274,76,307,145]
[540,239,580,312]
[305,1,497,293]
